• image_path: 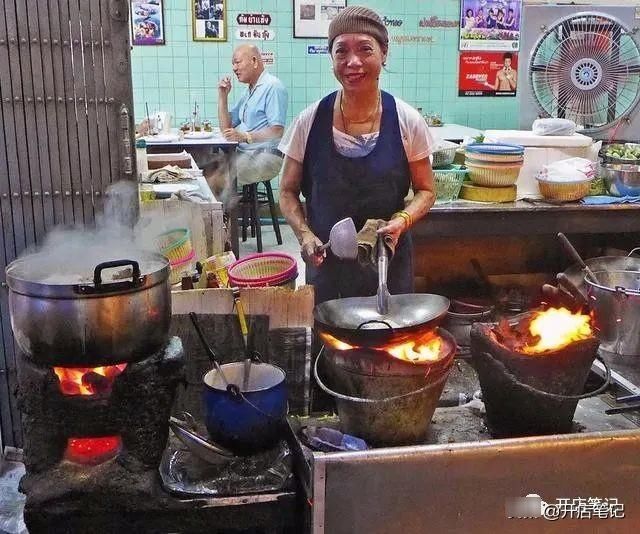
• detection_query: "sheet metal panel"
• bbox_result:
[314,429,640,533]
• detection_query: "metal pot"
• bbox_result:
[6,254,171,366]
[585,269,640,356]
[562,250,640,298]
[600,163,640,196]
[314,293,450,347]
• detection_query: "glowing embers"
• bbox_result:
[53,364,127,396]
[494,307,593,355]
[320,330,445,364]
[64,436,122,465]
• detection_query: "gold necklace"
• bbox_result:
[340,90,380,124]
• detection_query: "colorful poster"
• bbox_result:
[458,52,518,97]
[131,0,165,45]
[459,0,521,51]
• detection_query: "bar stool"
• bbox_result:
[239,179,283,253]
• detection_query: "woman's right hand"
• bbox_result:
[300,231,325,267]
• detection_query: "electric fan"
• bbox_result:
[520,6,640,141]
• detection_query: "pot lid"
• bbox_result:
[465,142,525,155]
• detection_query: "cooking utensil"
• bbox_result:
[314,293,450,347]
[556,273,590,308]
[376,235,390,315]
[169,414,235,464]
[561,250,640,297]
[316,217,358,260]
[189,311,236,395]
[470,258,500,311]
[230,287,252,391]
[203,361,287,454]
[6,255,171,366]
[557,232,600,284]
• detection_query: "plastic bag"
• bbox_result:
[538,157,597,183]
[0,461,27,534]
[532,118,577,136]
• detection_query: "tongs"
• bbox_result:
[376,234,390,315]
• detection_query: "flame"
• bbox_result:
[53,364,127,396]
[523,307,592,354]
[64,436,122,465]
[321,331,444,363]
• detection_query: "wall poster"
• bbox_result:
[293,0,347,39]
[131,0,165,45]
[193,0,226,41]
[459,0,522,51]
[458,51,518,97]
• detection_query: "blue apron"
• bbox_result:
[302,90,414,304]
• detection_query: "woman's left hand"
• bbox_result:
[376,217,406,249]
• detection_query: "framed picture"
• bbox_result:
[193,0,226,41]
[131,0,165,45]
[293,0,347,39]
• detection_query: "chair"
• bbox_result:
[239,179,283,253]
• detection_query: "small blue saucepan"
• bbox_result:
[203,361,287,454]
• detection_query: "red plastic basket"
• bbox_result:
[228,253,298,288]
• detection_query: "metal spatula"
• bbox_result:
[316,217,358,260]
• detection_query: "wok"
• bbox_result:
[314,293,450,346]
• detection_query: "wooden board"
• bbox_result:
[171,286,315,329]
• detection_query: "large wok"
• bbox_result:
[314,293,450,346]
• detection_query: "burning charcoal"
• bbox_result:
[59,380,83,396]
[82,371,111,394]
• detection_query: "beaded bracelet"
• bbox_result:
[392,210,412,229]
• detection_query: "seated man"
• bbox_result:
[216,44,288,193]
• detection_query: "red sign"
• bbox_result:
[237,13,271,25]
[458,52,518,97]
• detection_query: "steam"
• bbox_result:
[11,181,190,283]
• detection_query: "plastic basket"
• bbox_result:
[228,253,298,288]
[537,178,591,202]
[156,228,193,264]
[466,161,522,187]
[169,249,196,285]
[432,141,459,168]
[433,165,467,202]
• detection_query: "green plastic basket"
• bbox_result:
[433,165,467,202]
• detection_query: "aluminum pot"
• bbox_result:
[6,254,171,366]
[585,269,640,356]
[600,163,640,196]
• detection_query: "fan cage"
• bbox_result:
[528,11,640,134]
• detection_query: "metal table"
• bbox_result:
[145,132,240,257]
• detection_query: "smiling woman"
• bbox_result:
[278,5,437,305]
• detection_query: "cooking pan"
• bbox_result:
[314,293,450,346]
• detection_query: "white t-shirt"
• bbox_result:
[279,95,434,163]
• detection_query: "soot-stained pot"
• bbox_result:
[6,254,171,366]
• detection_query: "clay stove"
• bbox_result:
[16,338,184,532]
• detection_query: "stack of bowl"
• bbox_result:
[461,143,525,202]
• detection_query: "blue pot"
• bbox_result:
[203,362,287,454]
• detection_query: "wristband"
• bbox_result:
[392,210,412,229]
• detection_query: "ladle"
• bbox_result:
[470,258,500,311]
[316,217,358,260]
[557,233,600,284]
[189,311,238,396]
[376,235,390,315]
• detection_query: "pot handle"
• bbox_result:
[314,346,450,404]
[480,352,612,401]
[627,247,640,257]
[82,259,144,293]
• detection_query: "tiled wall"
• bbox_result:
[131,0,520,131]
